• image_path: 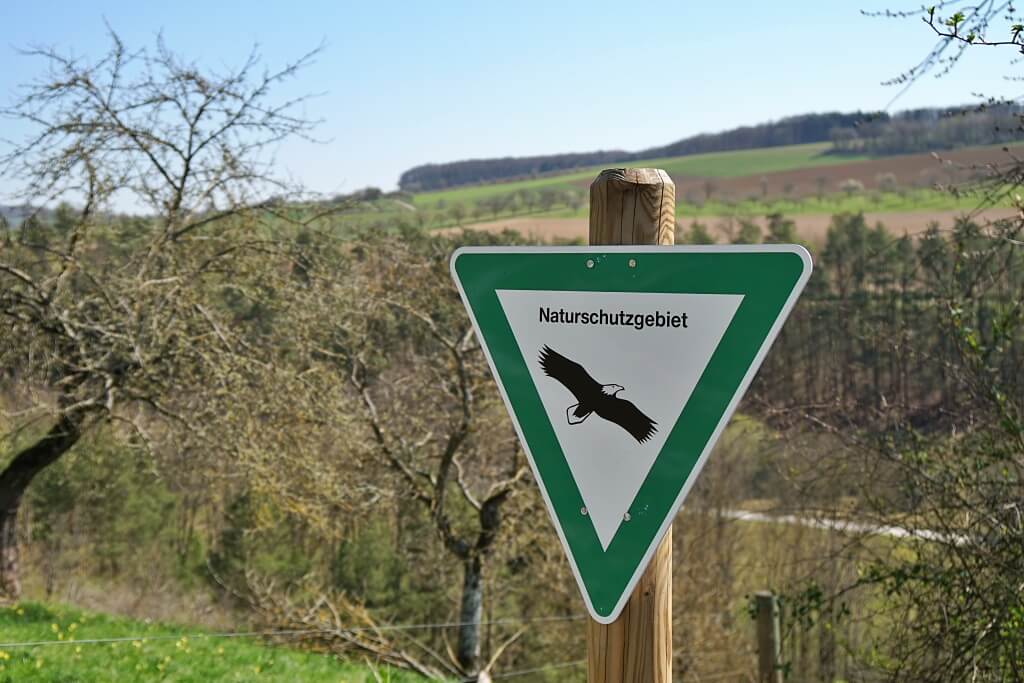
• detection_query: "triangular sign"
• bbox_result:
[450,245,812,623]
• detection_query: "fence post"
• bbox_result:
[755,591,783,683]
[585,168,675,683]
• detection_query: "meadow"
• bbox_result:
[0,603,427,683]
[318,141,1018,240]
[410,142,860,209]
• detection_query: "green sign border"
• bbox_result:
[451,246,811,622]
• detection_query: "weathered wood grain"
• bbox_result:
[586,167,674,683]
[589,168,675,245]
[586,533,672,683]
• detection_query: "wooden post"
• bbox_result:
[755,591,783,683]
[586,168,675,683]
[588,168,675,247]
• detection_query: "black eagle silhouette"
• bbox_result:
[538,345,657,444]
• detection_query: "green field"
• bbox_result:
[679,187,1009,217]
[0,603,427,683]
[321,142,1015,236]
[527,187,1013,224]
[412,142,859,209]
[629,142,870,179]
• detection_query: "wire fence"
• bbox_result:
[470,659,585,681]
[682,670,748,682]
[0,614,586,649]
[0,611,759,680]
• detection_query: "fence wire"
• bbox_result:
[0,612,755,681]
[0,614,585,649]
[463,659,585,681]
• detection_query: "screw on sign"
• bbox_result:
[451,168,811,683]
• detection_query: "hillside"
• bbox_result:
[420,142,1021,245]
[399,103,1024,191]
[399,111,872,191]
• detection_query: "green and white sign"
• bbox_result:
[450,245,812,623]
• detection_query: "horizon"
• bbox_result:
[1,1,1019,200]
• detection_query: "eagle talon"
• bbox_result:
[566,403,590,425]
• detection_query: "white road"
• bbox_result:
[711,507,966,545]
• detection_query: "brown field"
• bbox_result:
[446,145,1023,245]
[560,145,1023,202]
[455,208,1019,247]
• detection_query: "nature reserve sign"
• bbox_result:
[450,245,812,623]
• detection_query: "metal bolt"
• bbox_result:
[585,259,595,269]
[623,512,631,521]
[581,507,588,516]
[628,258,637,268]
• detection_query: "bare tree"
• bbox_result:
[703,178,718,202]
[0,30,322,598]
[284,232,532,680]
[867,3,1023,106]
[815,175,828,200]
[449,202,467,226]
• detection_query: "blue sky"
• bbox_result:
[0,1,1019,198]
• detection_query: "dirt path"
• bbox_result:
[453,208,1018,246]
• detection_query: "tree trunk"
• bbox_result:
[456,555,484,676]
[0,415,81,599]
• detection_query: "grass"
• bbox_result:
[681,187,1011,218]
[412,142,856,210]
[413,140,1024,210]
[629,142,868,179]
[293,185,1015,241]
[300,142,1018,235]
[390,143,1012,232]
[433,187,1013,230]
[0,602,429,683]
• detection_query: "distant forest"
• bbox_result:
[399,104,1024,192]
[829,103,1024,155]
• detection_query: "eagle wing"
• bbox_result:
[605,396,658,444]
[538,346,602,403]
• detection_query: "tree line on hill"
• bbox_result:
[829,102,1024,155]
[399,104,1024,192]
[398,111,872,191]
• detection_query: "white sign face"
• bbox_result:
[496,289,744,549]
